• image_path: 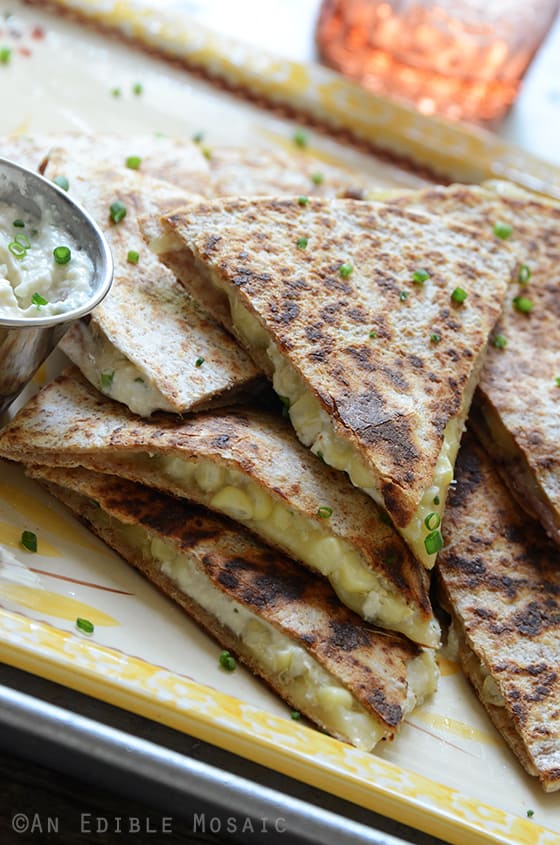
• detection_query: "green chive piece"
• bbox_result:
[127,250,139,264]
[293,129,308,148]
[400,290,408,302]
[430,333,441,344]
[15,233,31,249]
[125,155,142,170]
[132,82,143,95]
[53,175,69,191]
[20,530,37,552]
[339,262,353,278]
[195,356,205,367]
[433,495,440,505]
[296,237,308,250]
[311,171,324,185]
[424,512,441,531]
[201,147,212,160]
[493,333,508,349]
[0,46,11,64]
[518,264,531,284]
[290,710,301,720]
[31,292,48,307]
[100,371,114,389]
[493,221,513,240]
[526,810,534,818]
[369,330,377,338]
[12,219,25,228]
[192,131,204,143]
[555,377,560,387]
[110,201,127,223]
[219,650,236,671]
[317,506,333,519]
[76,617,94,635]
[424,530,444,556]
[513,295,534,313]
[111,87,121,98]
[413,268,430,284]
[53,245,71,265]
[297,196,309,207]
[451,287,467,304]
[8,241,26,259]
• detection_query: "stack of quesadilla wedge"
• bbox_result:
[0,368,439,647]
[26,464,438,752]
[150,194,518,567]
[437,432,560,793]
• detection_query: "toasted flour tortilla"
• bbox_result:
[151,194,517,566]
[40,152,260,416]
[27,464,438,751]
[0,368,439,646]
[390,182,560,549]
[437,433,560,792]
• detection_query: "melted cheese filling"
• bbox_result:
[99,513,437,750]
[156,455,440,647]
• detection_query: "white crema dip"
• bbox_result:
[0,201,94,319]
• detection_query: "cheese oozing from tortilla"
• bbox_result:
[92,508,437,750]
[154,455,440,646]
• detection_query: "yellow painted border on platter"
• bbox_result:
[33,0,560,197]
[0,609,556,845]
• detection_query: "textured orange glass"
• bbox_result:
[316,0,560,120]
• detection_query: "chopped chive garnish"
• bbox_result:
[518,264,531,284]
[111,87,121,97]
[53,245,71,264]
[424,512,441,531]
[339,262,353,278]
[433,495,440,505]
[201,147,212,160]
[125,155,142,170]
[219,650,236,671]
[192,131,204,143]
[293,129,308,148]
[451,287,467,304]
[8,241,26,258]
[109,201,127,224]
[369,330,377,338]
[311,171,324,185]
[31,292,48,306]
[127,249,139,264]
[76,617,94,635]
[493,221,513,240]
[513,295,534,313]
[317,506,333,519]
[100,371,114,389]
[413,268,430,284]
[15,233,31,248]
[195,356,205,367]
[493,333,508,349]
[132,82,143,95]
[555,377,560,387]
[0,46,12,64]
[526,810,534,818]
[430,333,441,344]
[296,237,308,250]
[290,710,301,720]
[400,290,408,302]
[297,196,309,206]
[12,219,25,228]
[53,175,69,191]
[424,530,444,556]
[20,530,37,552]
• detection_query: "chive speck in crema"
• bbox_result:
[109,201,127,224]
[296,237,308,250]
[20,530,37,552]
[430,333,441,344]
[125,155,142,170]
[317,506,333,519]
[195,356,205,367]
[31,292,48,307]
[493,221,513,240]
[132,82,143,95]
[369,330,377,338]
[518,264,531,284]
[513,295,534,313]
[293,129,308,148]
[413,268,430,284]
[0,46,12,64]
[493,333,508,349]
[311,172,324,185]
[53,246,71,265]
[76,617,95,635]
[451,287,467,304]
[399,290,408,302]
[339,262,353,278]
[297,196,309,207]
[127,250,139,264]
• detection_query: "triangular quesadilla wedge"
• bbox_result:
[27,464,438,751]
[40,153,260,416]
[150,195,517,567]
[437,433,560,793]
[0,368,439,647]
[390,182,560,548]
